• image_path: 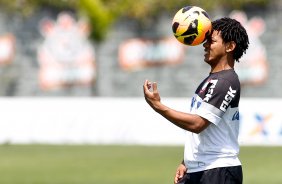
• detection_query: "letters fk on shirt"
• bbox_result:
[220,87,236,112]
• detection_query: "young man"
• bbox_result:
[143,17,249,184]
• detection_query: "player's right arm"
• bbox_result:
[143,80,210,133]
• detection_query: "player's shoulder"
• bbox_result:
[211,69,240,87]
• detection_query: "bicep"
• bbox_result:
[192,115,211,133]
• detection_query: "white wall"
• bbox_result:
[0,98,281,145]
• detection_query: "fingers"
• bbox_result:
[174,173,180,184]
[152,82,158,93]
[143,80,161,110]
[174,164,187,184]
[174,170,184,184]
[143,80,156,93]
[143,80,149,94]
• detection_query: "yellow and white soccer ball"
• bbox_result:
[172,6,212,46]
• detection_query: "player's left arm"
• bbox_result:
[143,80,210,134]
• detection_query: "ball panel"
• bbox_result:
[172,22,179,34]
[182,6,193,13]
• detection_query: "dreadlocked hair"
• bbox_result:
[212,17,249,62]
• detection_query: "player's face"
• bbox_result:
[203,30,226,65]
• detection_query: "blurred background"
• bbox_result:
[0,0,281,184]
[0,0,280,97]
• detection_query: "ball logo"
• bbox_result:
[220,87,236,112]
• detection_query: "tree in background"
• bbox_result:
[0,0,269,41]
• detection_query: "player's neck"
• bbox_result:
[210,58,234,73]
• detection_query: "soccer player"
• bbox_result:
[143,17,249,184]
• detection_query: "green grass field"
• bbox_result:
[0,145,281,184]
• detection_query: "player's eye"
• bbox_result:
[210,38,216,43]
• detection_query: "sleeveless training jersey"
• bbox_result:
[184,69,241,173]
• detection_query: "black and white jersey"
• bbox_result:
[184,69,242,173]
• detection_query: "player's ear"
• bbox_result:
[225,41,236,53]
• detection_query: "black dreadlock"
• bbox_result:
[212,17,249,62]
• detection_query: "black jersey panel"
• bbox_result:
[195,70,240,113]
